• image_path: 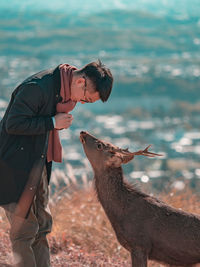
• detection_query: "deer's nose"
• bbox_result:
[80,131,87,135]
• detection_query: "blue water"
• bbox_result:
[0,0,200,192]
[1,0,200,17]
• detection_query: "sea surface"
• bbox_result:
[0,0,200,193]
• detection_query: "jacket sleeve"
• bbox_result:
[6,83,54,135]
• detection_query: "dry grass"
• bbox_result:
[0,171,200,266]
[48,184,200,266]
[50,184,129,257]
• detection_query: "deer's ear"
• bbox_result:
[106,153,123,167]
[121,154,134,164]
[106,152,134,167]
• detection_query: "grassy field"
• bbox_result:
[0,180,200,266]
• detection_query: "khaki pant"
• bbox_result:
[3,167,52,267]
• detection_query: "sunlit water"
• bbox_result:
[0,0,200,192]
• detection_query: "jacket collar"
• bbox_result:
[53,65,62,102]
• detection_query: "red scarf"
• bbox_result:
[47,64,77,163]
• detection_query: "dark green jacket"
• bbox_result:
[0,65,62,204]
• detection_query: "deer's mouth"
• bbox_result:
[80,131,87,144]
[80,135,85,144]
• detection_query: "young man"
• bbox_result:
[0,60,113,267]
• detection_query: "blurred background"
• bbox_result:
[0,0,200,194]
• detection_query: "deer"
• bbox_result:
[80,131,200,267]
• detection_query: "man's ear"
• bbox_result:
[76,77,85,87]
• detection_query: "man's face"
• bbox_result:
[71,76,100,104]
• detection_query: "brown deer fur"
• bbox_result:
[80,131,200,267]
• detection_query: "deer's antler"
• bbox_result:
[129,145,162,157]
[112,145,162,158]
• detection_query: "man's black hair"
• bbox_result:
[78,59,113,102]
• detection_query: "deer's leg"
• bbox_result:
[131,248,147,267]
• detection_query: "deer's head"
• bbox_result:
[80,131,161,171]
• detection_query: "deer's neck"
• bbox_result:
[94,167,134,218]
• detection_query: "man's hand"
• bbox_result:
[54,113,73,130]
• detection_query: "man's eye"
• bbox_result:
[97,143,103,150]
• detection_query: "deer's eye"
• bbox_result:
[96,143,103,150]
